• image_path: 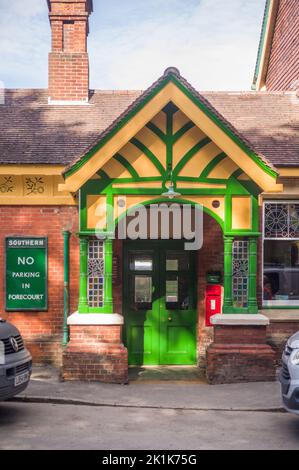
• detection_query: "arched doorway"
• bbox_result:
[113,201,223,366]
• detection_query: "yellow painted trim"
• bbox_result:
[102,158,132,179]
[118,142,161,177]
[176,182,226,189]
[113,195,224,224]
[87,195,107,230]
[208,157,239,179]
[61,81,282,193]
[173,109,191,134]
[112,182,162,189]
[232,196,251,230]
[135,126,166,168]
[0,165,65,175]
[150,111,167,134]
[0,196,76,205]
[173,126,206,169]
[0,173,74,204]
[178,141,221,177]
[278,168,299,177]
[186,196,224,222]
[255,0,280,91]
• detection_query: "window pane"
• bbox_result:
[264,240,299,302]
[165,274,189,310]
[129,275,153,312]
[166,251,189,271]
[232,240,249,308]
[166,278,178,302]
[88,239,104,307]
[166,259,178,271]
[129,252,153,271]
[264,203,299,238]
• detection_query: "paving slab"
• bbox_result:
[14,366,283,411]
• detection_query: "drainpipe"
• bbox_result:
[62,230,70,346]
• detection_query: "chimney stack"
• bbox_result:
[47,0,93,104]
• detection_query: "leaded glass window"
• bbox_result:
[264,203,299,239]
[88,239,104,307]
[263,202,299,306]
[232,240,249,308]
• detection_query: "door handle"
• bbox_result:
[168,316,172,322]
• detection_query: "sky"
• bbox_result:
[0,0,266,91]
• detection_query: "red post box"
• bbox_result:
[205,284,223,327]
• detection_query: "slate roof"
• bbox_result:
[0,79,298,168]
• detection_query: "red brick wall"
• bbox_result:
[197,213,223,370]
[0,206,79,366]
[268,320,299,363]
[63,324,128,383]
[266,0,299,91]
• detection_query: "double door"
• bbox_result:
[123,241,197,365]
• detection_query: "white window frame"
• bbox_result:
[263,200,299,307]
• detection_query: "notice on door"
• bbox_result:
[6,237,48,311]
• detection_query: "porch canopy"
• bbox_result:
[60,68,283,315]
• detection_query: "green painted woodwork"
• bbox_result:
[97,169,110,180]
[78,236,88,312]
[166,103,174,171]
[64,70,277,181]
[173,121,195,143]
[173,137,212,178]
[248,237,258,313]
[199,152,226,179]
[222,236,233,313]
[123,241,197,366]
[63,230,70,346]
[146,122,166,142]
[113,153,139,179]
[130,137,165,176]
[103,237,113,313]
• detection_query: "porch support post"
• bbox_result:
[78,236,88,312]
[223,235,233,313]
[103,237,113,313]
[248,236,258,313]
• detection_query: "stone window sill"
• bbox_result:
[261,309,299,322]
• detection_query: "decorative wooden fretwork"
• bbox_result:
[232,240,249,308]
[88,239,104,307]
[0,176,14,193]
[264,203,299,239]
[25,177,45,195]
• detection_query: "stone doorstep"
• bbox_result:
[211,314,270,326]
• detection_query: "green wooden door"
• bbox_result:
[123,241,197,365]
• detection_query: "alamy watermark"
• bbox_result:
[93,197,204,250]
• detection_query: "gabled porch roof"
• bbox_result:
[58,68,281,193]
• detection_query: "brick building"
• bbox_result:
[1,0,299,383]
